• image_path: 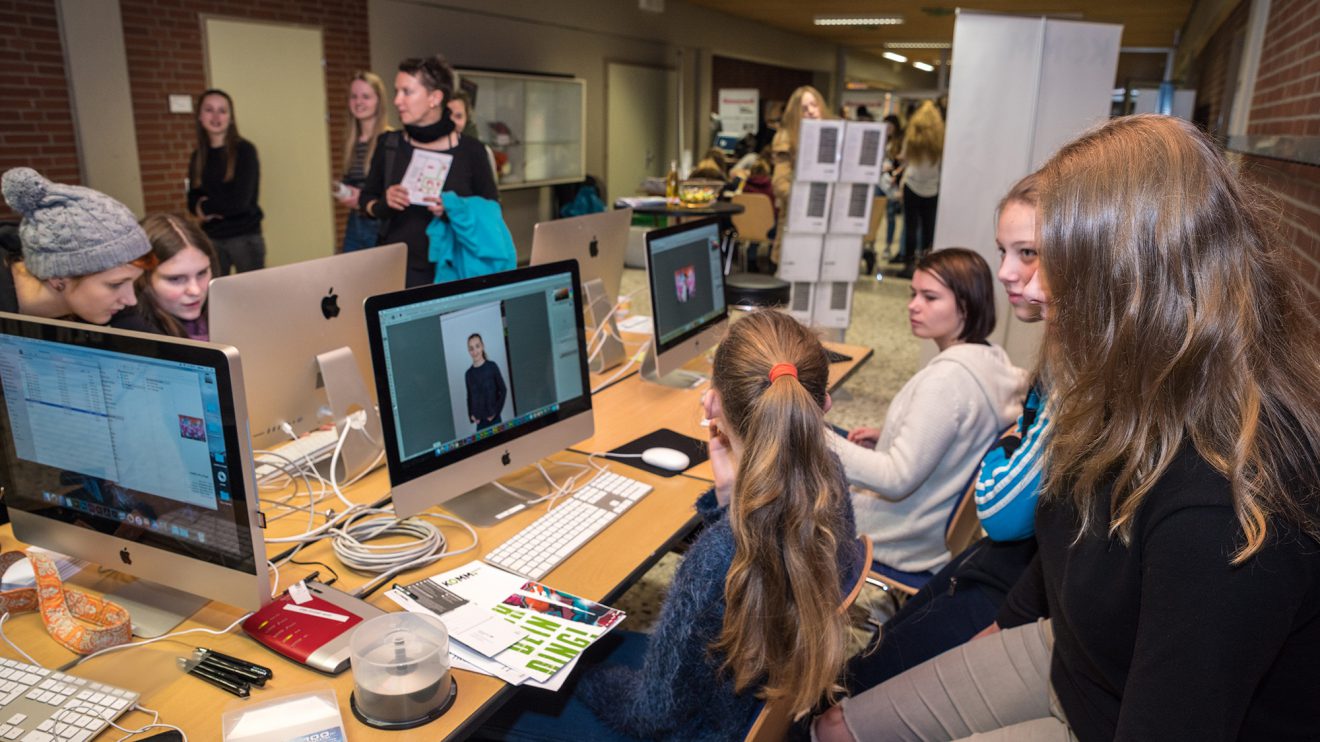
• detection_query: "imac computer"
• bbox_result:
[364,260,594,524]
[642,217,729,386]
[529,208,633,373]
[209,243,406,479]
[0,313,270,637]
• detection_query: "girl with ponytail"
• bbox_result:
[487,311,866,741]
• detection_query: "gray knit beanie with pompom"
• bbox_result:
[1,167,150,280]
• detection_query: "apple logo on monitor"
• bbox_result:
[321,287,341,320]
[501,450,511,466]
[588,237,599,258]
[119,548,132,565]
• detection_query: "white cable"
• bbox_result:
[0,613,39,666]
[337,510,480,597]
[63,611,252,670]
[109,704,187,742]
[267,560,280,598]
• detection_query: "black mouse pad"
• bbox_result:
[608,428,709,477]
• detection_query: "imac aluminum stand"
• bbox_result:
[111,580,210,638]
[441,483,539,527]
[317,346,385,482]
[640,344,709,389]
[583,278,625,374]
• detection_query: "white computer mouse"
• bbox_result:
[641,447,690,472]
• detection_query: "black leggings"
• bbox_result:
[902,186,938,263]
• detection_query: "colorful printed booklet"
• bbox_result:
[386,560,625,689]
[400,149,454,206]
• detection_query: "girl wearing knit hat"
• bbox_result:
[1,167,157,325]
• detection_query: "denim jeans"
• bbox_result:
[342,211,380,253]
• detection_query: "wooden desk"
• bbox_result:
[0,450,710,740]
[0,342,870,740]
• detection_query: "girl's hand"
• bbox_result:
[423,195,446,218]
[703,391,735,507]
[385,184,411,211]
[193,197,220,222]
[335,184,360,207]
[846,427,882,449]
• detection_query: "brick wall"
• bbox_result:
[120,0,371,240]
[1242,0,1320,304]
[0,0,81,217]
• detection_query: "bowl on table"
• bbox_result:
[677,179,723,208]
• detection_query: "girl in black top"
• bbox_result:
[464,333,506,431]
[817,115,1320,742]
[187,89,264,275]
[358,55,499,287]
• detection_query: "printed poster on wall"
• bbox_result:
[718,88,760,135]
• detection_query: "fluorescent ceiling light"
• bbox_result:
[884,42,951,50]
[814,15,904,26]
[913,61,935,72]
[882,52,908,63]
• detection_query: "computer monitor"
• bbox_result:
[209,243,406,479]
[364,260,594,523]
[529,208,632,305]
[0,313,270,637]
[642,217,729,386]
[530,208,633,373]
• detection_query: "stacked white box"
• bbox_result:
[820,234,865,282]
[778,233,825,281]
[811,281,855,329]
[785,181,833,233]
[786,281,816,324]
[776,119,885,331]
[829,182,874,234]
[840,121,887,184]
[794,120,844,181]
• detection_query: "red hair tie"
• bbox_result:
[768,363,798,383]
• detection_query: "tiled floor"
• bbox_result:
[610,258,923,629]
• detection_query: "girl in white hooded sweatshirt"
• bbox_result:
[833,248,1026,574]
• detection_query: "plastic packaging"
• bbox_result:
[349,612,456,730]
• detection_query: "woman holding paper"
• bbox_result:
[358,54,499,287]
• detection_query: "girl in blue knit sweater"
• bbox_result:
[486,311,865,741]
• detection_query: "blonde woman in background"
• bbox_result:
[336,71,393,253]
[769,85,828,271]
[896,101,944,279]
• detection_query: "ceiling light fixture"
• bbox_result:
[882,52,909,63]
[913,61,935,72]
[814,14,904,26]
[884,42,952,50]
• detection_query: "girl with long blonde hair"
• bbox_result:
[817,114,1320,742]
[336,71,394,252]
[487,311,866,741]
[895,100,945,278]
[768,85,829,269]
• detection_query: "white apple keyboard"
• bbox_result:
[0,658,138,742]
[253,428,340,482]
[485,470,653,580]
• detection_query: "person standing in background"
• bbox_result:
[187,89,264,274]
[769,85,829,271]
[336,72,393,253]
[896,101,944,279]
[358,54,500,287]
